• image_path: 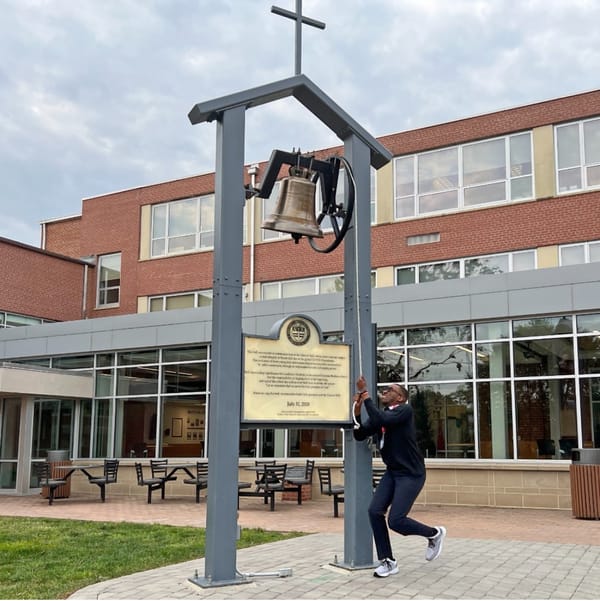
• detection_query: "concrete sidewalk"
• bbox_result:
[1,493,599,599]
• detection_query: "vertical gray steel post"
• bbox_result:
[195,105,246,587]
[341,133,375,569]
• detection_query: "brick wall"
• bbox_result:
[0,238,85,321]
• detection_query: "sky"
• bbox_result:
[1,0,600,248]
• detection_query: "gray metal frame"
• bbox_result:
[187,75,391,585]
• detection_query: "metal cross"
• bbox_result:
[271,0,326,75]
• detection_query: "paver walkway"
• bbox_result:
[1,493,598,599]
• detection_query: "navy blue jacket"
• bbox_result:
[353,396,425,477]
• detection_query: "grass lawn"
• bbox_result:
[0,517,304,599]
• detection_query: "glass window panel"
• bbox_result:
[418,261,460,282]
[476,342,510,378]
[165,295,195,310]
[557,124,581,169]
[162,362,207,394]
[475,321,509,340]
[407,325,471,345]
[52,355,94,370]
[168,199,197,237]
[318,276,344,294]
[560,244,585,266]
[583,118,600,165]
[167,234,195,254]
[152,204,166,238]
[117,350,159,366]
[409,383,474,459]
[396,267,416,285]
[261,283,280,300]
[162,396,206,457]
[463,138,505,186]
[578,335,600,374]
[418,148,458,194]
[510,175,533,200]
[377,348,405,383]
[281,279,315,298]
[163,346,207,363]
[93,399,111,458]
[515,379,576,459]
[149,297,164,312]
[408,346,472,381]
[114,397,158,458]
[463,181,506,206]
[96,354,114,368]
[151,238,165,256]
[395,156,414,197]
[78,399,92,458]
[477,382,513,459]
[513,337,574,377]
[377,329,404,348]
[558,167,582,192]
[31,400,73,459]
[199,195,215,232]
[512,250,535,271]
[586,164,600,187]
[579,377,600,449]
[510,133,532,176]
[239,428,257,457]
[577,313,600,333]
[5,314,41,327]
[1,399,20,459]
[465,254,509,277]
[117,366,159,396]
[395,196,415,219]
[418,190,458,213]
[197,291,213,306]
[513,316,572,337]
[95,368,113,397]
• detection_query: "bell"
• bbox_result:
[262,169,323,239]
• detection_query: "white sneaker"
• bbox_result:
[426,526,446,561]
[373,558,399,578]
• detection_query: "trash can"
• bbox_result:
[42,450,72,500]
[570,448,600,519]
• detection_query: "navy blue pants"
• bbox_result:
[369,469,437,560]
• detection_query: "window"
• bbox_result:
[396,250,535,285]
[559,240,600,266]
[394,133,533,218]
[151,195,214,257]
[260,273,375,300]
[148,290,213,312]
[97,253,121,307]
[556,118,600,193]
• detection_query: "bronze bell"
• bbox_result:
[262,167,323,239]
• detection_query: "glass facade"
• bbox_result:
[4,312,600,466]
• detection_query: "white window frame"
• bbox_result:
[97,253,121,308]
[555,117,600,194]
[393,133,533,219]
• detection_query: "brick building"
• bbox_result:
[1,88,599,508]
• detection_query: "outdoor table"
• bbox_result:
[54,464,99,480]
[163,463,196,480]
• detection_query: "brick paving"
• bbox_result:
[1,492,599,599]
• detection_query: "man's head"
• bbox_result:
[380,383,408,406]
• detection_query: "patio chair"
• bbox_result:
[150,459,177,490]
[372,466,386,491]
[183,461,209,503]
[134,462,165,504]
[284,459,315,504]
[317,466,344,517]
[34,462,68,506]
[87,459,119,502]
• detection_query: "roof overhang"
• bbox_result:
[0,363,93,399]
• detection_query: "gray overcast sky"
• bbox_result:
[1,0,599,247]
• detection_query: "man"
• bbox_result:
[353,375,446,578]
